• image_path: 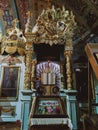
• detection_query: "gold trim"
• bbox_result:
[25,6,77,45]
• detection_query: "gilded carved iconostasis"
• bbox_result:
[0,0,97,102]
[0,1,98,130]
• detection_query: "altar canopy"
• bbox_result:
[25,6,76,130]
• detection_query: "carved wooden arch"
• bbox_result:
[24,6,77,90]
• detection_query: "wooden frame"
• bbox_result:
[0,66,20,100]
[85,44,98,79]
[32,96,67,118]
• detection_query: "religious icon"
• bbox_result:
[0,66,20,99]
[32,97,67,118]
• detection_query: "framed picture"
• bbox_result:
[32,96,67,118]
[0,66,20,100]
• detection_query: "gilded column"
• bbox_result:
[31,59,37,89]
[24,42,33,90]
[64,38,73,90]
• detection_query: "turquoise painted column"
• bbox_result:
[21,90,32,130]
[94,75,98,114]
[64,89,78,130]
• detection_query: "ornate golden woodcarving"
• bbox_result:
[1,19,26,55]
[64,50,73,90]
[31,59,37,89]
[24,43,33,90]
[64,28,73,90]
[24,7,77,90]
[25,6,77,46]
[0,55,22,65]
[0,6,77,90]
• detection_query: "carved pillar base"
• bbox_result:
[21,90,33,130]
[64,89,78,130]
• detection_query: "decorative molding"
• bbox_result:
[0,106,15,117]
[64,50,73,90]
[1,19,26,55]
[25,6,77,46]
[24,46,33,90]
[0,55,22,65]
